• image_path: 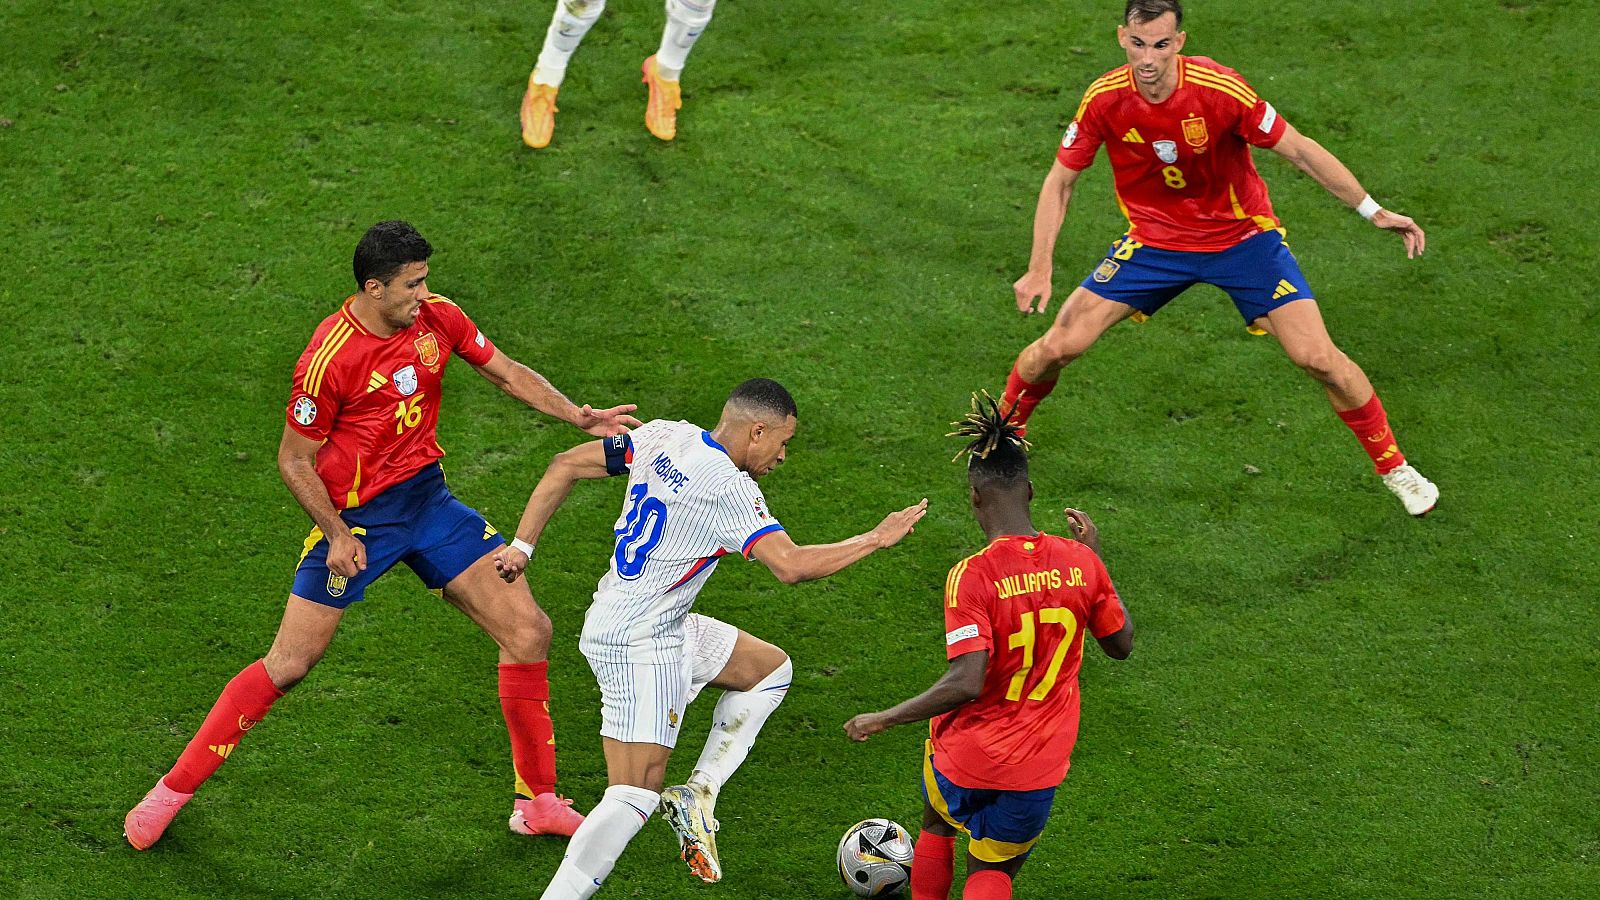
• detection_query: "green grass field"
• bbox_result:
[4,0,1598,896]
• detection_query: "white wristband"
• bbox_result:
[510,537,536,559]
[1356,195,1382,220]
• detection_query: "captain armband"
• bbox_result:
[603,434,634,476]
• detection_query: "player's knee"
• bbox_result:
[665,0,715,29]
[1288,344,1346,382]
[502,605,552,661]
[561,0,605,20]
[1038,327,1091,367]
[263,647,321,690]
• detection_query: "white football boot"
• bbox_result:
[1382,464,1439,516]
[660,783,721,883]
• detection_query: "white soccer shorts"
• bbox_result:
[586,613,739,747]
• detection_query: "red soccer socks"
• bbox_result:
[963,869,1014,900]
[1002,364,1058,432]
[498,661,557,799]
[164,659,284,794]
[1336,392,1405,475]
[911,831,956,900]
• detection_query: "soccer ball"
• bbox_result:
[836,818,915,897]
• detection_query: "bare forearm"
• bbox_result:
[1027,178,1074,271]
[497,361,583,425]
[513,463,582,545]
[874,673,977,729]
[279,456,348,538]
[1289,137,1368,208]
[782,532,884,583]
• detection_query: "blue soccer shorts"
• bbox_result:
[1079,229,1314,327]
[922,741,1057,863]
[292,464,504,609]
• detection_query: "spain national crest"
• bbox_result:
[414,332,440,367]
[1093,258,1121,283]
[1182,115,1209,147]
[326,572,347,598]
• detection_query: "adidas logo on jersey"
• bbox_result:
[367,370,388,393]
[1272,279,1298,300]
[1122,128,1145,143]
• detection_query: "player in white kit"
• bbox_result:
[493,379,928,897]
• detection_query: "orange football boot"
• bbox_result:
[641,55,682,141]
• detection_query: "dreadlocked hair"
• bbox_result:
[948,391,1030,486]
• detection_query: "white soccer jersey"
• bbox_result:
[580,420,784,665]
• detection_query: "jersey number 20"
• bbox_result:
[614,483,667,580]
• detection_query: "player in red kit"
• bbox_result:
[124,221,641,850]
[845,395,1133,900]
[1001,0,1439,516]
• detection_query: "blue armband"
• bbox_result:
[603,434,633,476]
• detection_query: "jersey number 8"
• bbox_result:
[614,483,668,580]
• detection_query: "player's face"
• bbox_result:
[370,261,430,330]
[745,415,797,480]
[1118,13,1185,90]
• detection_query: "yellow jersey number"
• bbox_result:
[1162,165,1187,189]
[1004,608,1080,701]
[394,394,425,434]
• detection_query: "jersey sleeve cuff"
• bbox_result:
[1090,606,1128,639]
[740,523,784,558]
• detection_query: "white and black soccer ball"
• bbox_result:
[837,818,915,897]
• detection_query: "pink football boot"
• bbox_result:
[509,793,585,837]
[124,778,194,850]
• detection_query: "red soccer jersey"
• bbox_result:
[1055,56,1289,252]
[285,294,497,509]
[932,533,1126,792]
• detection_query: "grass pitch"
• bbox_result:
[3,0,1597,897]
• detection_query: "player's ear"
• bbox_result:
[969,484,982,509]
[1175,30,1186,51]
[1027,481,1035,503]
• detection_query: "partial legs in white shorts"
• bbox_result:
[660,614,793,883]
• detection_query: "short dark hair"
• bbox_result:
[353,220,432,289]
[726,378,798,420]
[950,392,1030,490]
[1125,0,1182,27]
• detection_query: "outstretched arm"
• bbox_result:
[473,348,642,436]
[1269,123,1426,258]
[843,651,988,741]
[748,499,928,585]
[1014,161,1087,314]
[493,440,614,583]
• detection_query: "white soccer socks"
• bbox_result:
[655,0,716,80]
[687,657,792,801]
[534,0,607,88]
[540,784,660,900]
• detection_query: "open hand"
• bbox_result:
[1371,209,1426,259]
[872,499,929,549]
[577,403,642,436]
